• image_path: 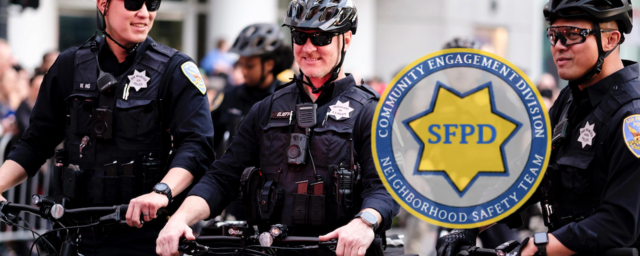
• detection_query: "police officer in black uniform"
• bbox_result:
[211,23,293,159]
[211,23,293,222]
[157,0,400,255]
[436,0,639,255]
[0,0,214,255]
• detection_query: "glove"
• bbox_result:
[436,228,479,256]
[505,237,529,256]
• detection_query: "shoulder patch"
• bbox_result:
[181,61,206,95]
[211,93,224,111]
[623,114,640,158]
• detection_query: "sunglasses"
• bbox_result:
[291,30,339,46]
[546,26,617,47]
[123,0,162,12]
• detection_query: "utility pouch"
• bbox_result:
[141,154,161,193]
[258,181,284,222]
[239,167,263,223]
[120,161,136,203]
[63,165,87,201]
[292,180,309,225]
[309,194,325,226]
[52,149,68,196]
[103,162,119,205]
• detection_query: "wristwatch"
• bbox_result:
[533,232,549,256]
[153,183,173,203]
[354,211,379,232]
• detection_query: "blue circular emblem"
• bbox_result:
[372,49,551,228]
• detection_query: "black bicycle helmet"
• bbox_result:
[230,23,285,57]
[443,38,482,50]
[543,0,633,86]
[544,0,633,33]
[282,0,358,35]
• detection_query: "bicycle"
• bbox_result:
[178,221,414,256]
[457,241,638,256]
[0,194,150,256]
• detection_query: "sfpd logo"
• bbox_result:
[372,49,551,228]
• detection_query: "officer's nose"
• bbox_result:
[136,3,150,18]
[301,38,317,53]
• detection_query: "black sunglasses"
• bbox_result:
[291,30,339,46]
[546,26,617,47]
[124,0,162,12]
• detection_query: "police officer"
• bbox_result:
[156,0,400,255]
[437,0,638,255]
[212,23,293,159]
[0,0,214,255]
[211,23,293,222]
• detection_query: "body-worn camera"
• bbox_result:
[91,108,113,140]
[287,133,308,165]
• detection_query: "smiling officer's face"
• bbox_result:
[98,0,156,47]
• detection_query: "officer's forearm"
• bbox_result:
[172,196,211,226]
[546,234,576,256]
[0,160,28,194]
[160,167,194,197]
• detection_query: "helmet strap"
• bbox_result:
[296,33,347,94]
[97,4,139,55]
[569,22,618,88]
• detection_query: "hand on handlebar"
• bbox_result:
[319,218,375,256]
[126,192,169,228]
[436,229,479,256]
[156,215,195,256]
[0,194,6,202]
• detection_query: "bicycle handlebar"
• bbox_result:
[459,246,638,256]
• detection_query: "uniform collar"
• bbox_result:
[296,73,356,106]
[98,36,152,77]
[578,60,639,108]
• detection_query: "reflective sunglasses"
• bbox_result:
[546,26,617,47]
[291,30,339,46]
[124,0,162,12]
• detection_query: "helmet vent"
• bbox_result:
[307,6,320,20]
[296,4,304,19]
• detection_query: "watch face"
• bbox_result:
[155,183,168,191]
[534,232,548,244]
[362,212,377,224]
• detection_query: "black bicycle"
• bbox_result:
[458,242,638,256]
[178,221,411,256]
[0,195,149,256]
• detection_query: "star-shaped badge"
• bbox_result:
[128,70,151,92]
[328,100,354,120]
[577,121,596,148]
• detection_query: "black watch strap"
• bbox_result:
[153,183,173,203]
[537,245,547,256]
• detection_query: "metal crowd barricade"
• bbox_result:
[0,133,51,241]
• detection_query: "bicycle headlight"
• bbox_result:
[259,232,273,247]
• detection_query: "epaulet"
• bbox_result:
[275,79,296,92]
[148,39,178,57]
[273,80,297,99]
[355,83,380,100]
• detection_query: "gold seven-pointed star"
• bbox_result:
[407,84,517,193]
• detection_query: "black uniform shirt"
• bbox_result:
[7,37,214,179]
[189,74,399,232]
[547,61,640,252]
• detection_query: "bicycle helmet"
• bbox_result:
[281,0,359,93]
[282,0,358,35]
[543,0,633,85]
[230,23,285,57]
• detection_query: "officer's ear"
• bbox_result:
[341,31,353,52]
[97,0,109,16]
